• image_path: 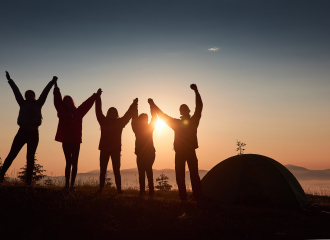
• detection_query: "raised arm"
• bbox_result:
[77,89,100,118]
[148,99,176,129]
[191,84,203,119]
[53,82,63,112]
[131,99,139,132]
[149,105,158,131]
[38,76,57,107]
[95,91,106,124]
[6,71,24,106]
[120,98,138,127]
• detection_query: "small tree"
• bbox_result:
[236,139,246,155]
[18,157,47,183]
[155,172,172,191]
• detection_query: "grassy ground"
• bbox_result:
[1,183,330,240]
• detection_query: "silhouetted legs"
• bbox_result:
[25,132,39,185]
[111,151,122,193]
[100,151,122,193]
[62,142,80,188]
[137,151,155,195]
[0,128,38,185]
[99,151,110,190]
[146,164,154,195]
[175,150,202,201]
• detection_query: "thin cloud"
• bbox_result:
[208,47,219,52]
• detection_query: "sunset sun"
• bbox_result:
[156,119,165,130]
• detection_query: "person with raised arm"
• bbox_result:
[0,71,57,185]
[53,82,100,192]
[131,99,157,195]
[95,94,137,194]
[148,84,203,201]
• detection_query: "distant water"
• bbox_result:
[300,181,330,197]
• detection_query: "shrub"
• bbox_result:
[155,172,172,191]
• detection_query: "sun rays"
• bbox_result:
[156,119,165,130]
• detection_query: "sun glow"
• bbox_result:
[156,119,165,130]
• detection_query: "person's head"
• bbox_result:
[179,104,190,116]
[63,95,76,109]
[25,90,35,102]
[106,107,119,119]
[138,113,148,125]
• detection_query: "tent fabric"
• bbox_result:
[201,154,308,208]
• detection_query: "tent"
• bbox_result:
[201,154,308,208]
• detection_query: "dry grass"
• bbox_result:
[303,185,330,197]
[302,185,330,211]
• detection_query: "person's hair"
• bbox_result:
[63,95,76,108]
[25,90,35,99]
[107,107,119,118]
[138,113,148,119]
[179,104,189,112]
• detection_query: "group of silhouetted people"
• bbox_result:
[0,71,203,201]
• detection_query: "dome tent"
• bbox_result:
[201,154,308,208]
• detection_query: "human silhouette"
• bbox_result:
[95,94,137,193]
[0,71,57,185]
[53,82,100,192]
[148,84,203,201]
[131,99,157,195]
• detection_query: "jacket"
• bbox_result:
[54,87,96,143]
[8,79,54,130]
[153,90,203,152]
[131,106,157,155]
[95,96,136,152]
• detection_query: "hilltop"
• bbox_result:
[0,185,330,239]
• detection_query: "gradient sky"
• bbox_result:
[0,0,329,176]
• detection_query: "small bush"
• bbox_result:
[155,172,172,191]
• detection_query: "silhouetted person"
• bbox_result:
[95,94,137,193]
[149,84,203,201]
[0,71,57,185]
[131,99,157,195]
[53,82,100,192]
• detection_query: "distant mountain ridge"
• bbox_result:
[79,165,330,182]
[284,164,330,181]
[42,165,330,186]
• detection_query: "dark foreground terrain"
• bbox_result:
[0,184,330,240]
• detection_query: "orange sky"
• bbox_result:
[0,64,329,177]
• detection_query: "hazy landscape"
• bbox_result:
[75,164,330,183]
[285,165,330,182]
[75,168,208,189]
[29,164,329,196]
[285,165,330,196]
